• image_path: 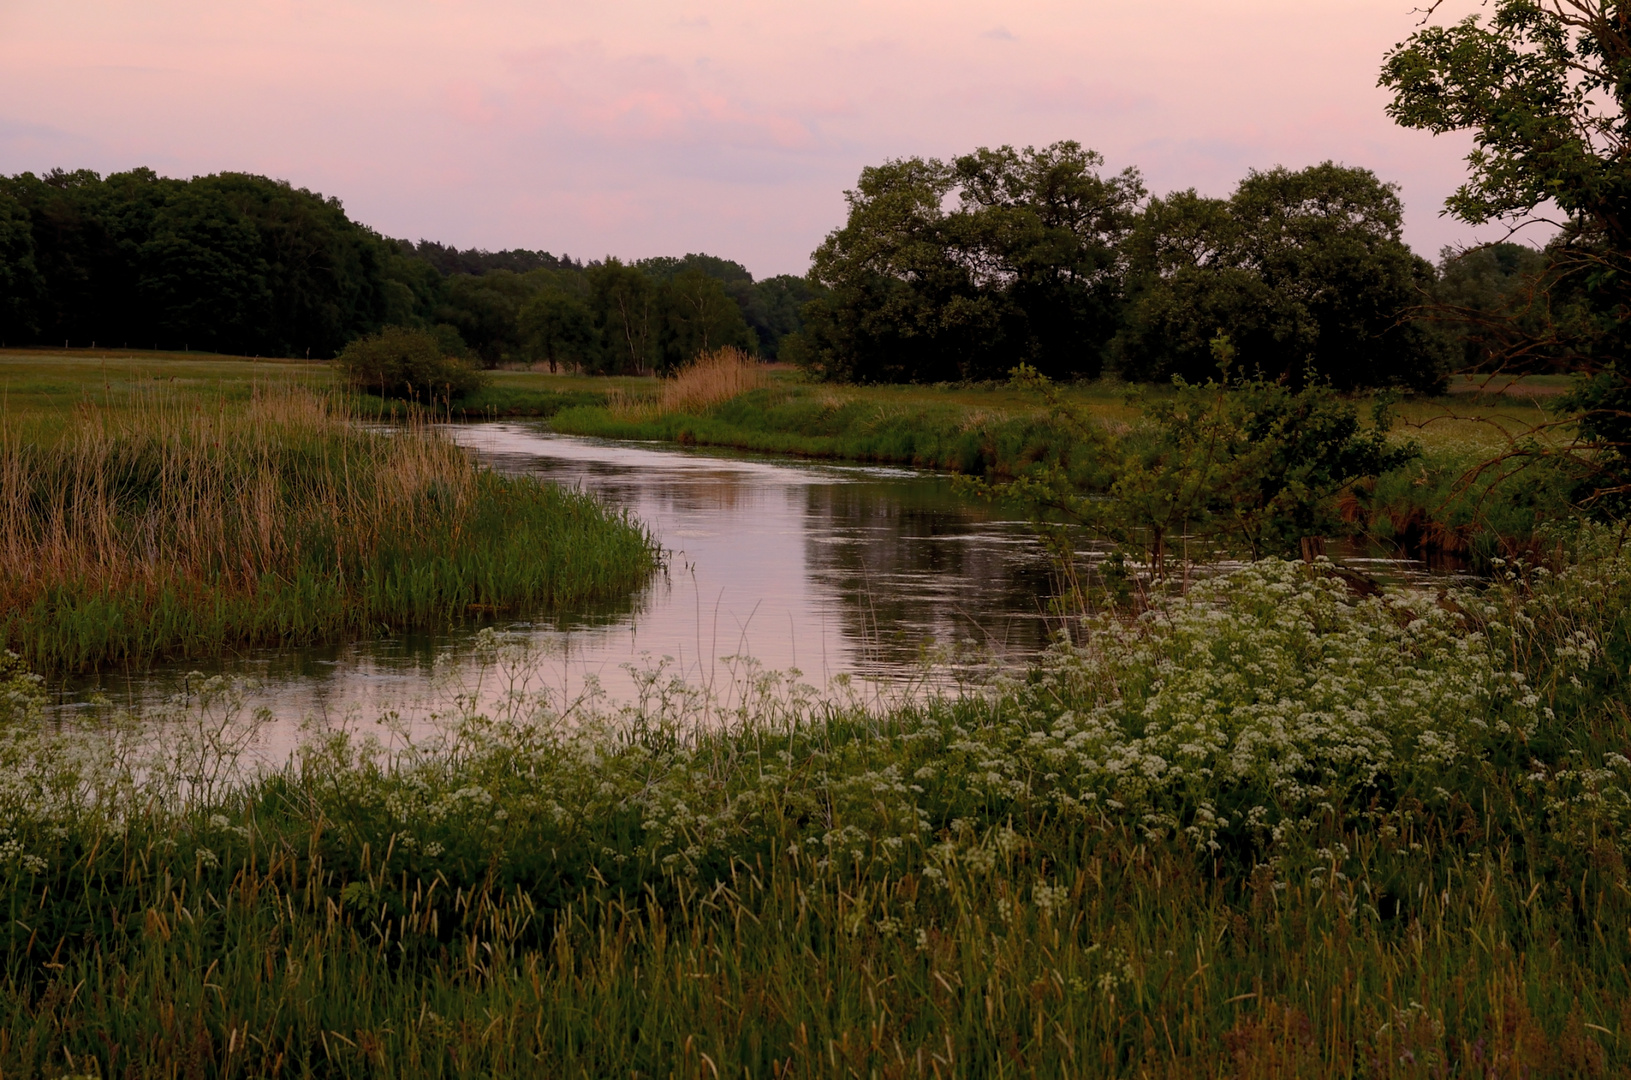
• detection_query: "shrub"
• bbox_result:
[336,325,486,401]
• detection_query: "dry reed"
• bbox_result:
[603,347,768,421]
[0,388,472,605]
[661,346,769,413]
[0,386,656,670]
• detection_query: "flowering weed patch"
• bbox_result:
[2,529,1630,1076]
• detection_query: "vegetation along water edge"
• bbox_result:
[0,381,659,674]
[1,525,1629,1075]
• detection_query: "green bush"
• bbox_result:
[336,325,486,401]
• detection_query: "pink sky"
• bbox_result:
[0,0,1505,278]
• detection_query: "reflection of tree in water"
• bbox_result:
[802,481,1062,672]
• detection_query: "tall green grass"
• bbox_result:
[552,385,1085,475]
[2,528,1629,1076]
[554,382,1580,565]
[0,388,657,672]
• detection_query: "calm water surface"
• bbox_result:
[56,424,1459,737]
[59,426,1062,731]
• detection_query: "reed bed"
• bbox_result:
[660,346,769,414]
[2,527,1629,1076]
[606,348,770,423]
[0,388,657,672]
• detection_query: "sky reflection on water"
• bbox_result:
[55,424,1464,752]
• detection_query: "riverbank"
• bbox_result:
[0,386,658,673]
[3,348,1583,565]
[547,368,1577,564]
[3,528,1628,1076]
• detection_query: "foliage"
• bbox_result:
[1382,0,1631,499]
[1431,242,1552,370]
[0,193,42,342]
[0,164,804,372]
[658,268,755,370]
[396,238,578,277]
[519,283,600,374]
[994,350,1418,568]
[1555,363,1631,517]
[1113,163,1449,392]
[744,273,822,358]
[586,258,661,375]
[435,270,535,367]
[336,326,486,401]
[2,537,1630,1074]
[800,142,1145,383]
[0,168,389,357]
[0,388,655,671]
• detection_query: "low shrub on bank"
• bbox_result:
[0,389,657,671]
[3,530,1629,1075]
[337,326,487,402]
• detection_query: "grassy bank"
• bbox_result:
[3,347,1583,563]
[2,529,1629,1076]
[0,387,657,673]
[551,363,1579,562]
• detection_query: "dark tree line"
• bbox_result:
[0,168,388,357]
[1,157,1577,395]
[383,250,818,373]
[0,168,815,368]
[793,146,1464,391]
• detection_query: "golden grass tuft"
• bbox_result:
[660,346,768,414]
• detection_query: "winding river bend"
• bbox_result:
[55,423,1456,732]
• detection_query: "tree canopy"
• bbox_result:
[0,168,388,356]
[1113,163,1448,392]
[797,142,1144,383]
[1381,0,1631,504]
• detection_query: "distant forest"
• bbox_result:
[0,159,1558,387]
[0,168,816,370]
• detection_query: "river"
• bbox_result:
[54,423,1457,739]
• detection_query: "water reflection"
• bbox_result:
[801,481,1062,668]
[57,426,1061,730]
[52,423,1464,738]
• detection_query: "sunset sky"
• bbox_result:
[0,0,1502,277]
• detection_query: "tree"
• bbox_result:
[745,274,820,358]
[137,183,275,354]
[1381,0,1631,504]
[520,289,599,373]
[436,270,533,367]
[587,259,659,374]
[659,268,753,371]
[0,192,42,341]
[996,346,1417,577]
[800,142,1143,383]
[1114,163,1448,391]
[0,168,390,356]
[1432,242,1552,370]
[336,326,485,401]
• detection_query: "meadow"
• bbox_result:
[1,523,1628,1076]
[0,350,658,673]
[2,347,1628,1076]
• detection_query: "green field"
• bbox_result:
[4,347,1583,575]
[0,346,1569,455]
[0,350,658,672]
